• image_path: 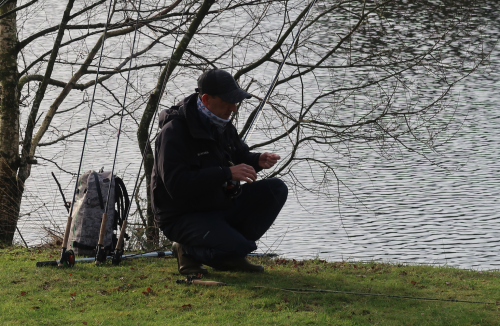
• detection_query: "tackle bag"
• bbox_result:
[67,170,130,257]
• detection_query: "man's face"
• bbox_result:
[201,94,237,120]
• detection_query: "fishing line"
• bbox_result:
[92,0,144,265]
[102,0,143,220]
[112,2,186,260]
[177,276,496,305]
[119,0,314,260]
[255,286,497,305]
[58,0,114,266]
[67,0,114,226]
[242,0,318,143]
[246,1,317,255]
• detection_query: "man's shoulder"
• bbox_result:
[161,116,189,138]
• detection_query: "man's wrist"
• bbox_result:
[221,166,232,181]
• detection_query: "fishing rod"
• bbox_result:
[94,0,143,266]
[38,251,171,267]
[242,0,318,143]
[113,0,318,264]
[36,252,275,267]
[110,3,186,266]
[177,276,497,305]
[58,0,114,268]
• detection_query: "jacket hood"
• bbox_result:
[158,106,183,129]
[157,93,198,129]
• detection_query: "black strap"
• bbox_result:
[72,241,112,251]
[72,241,96,250]
[92,171,105,210]
[115,177,130,215]
[114,176,130,241]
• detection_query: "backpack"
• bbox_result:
[66,170,130,257]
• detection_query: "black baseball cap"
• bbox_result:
[197,69,252,104]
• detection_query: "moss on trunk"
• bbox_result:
[0,1,22,244]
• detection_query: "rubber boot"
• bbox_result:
[217,257,264,272]
[172,242,208,275]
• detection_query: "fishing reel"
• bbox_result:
[94,245,107,265]
[176,274,203,285]
[58,249,75,267]
[112,248,124,266]
[223,180,242,198]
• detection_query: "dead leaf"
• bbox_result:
[83,322,88,325]
[21,291,27,296]
[182,304,192,308]
[70,292,76,296]
[80,310,85,313]
[411,281,417,285]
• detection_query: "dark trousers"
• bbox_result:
[162,178,288,269]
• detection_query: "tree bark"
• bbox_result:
[0,1,22,245]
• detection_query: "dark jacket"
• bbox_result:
[151,93,261,229]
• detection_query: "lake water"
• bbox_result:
[14,1,500,270]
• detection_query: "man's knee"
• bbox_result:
[267,178,288,206]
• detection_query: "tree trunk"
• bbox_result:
[137,0,215,247]
[0,1,22,245]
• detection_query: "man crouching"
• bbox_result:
[151,68,288,274]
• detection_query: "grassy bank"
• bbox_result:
[1,246,499,325]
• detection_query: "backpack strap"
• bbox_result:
[72,241,96,251]
[92,171,105,210]
[114,176,130,241]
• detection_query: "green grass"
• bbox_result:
[1,246,499,325]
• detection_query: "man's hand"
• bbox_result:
[258,152,280,169]
[230,164,257,183]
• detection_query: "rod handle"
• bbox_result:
[115,219,128,251]
[191,280,227,286]
[97,213,108,245]
[62,215,73,248]
[36,260,58,267]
